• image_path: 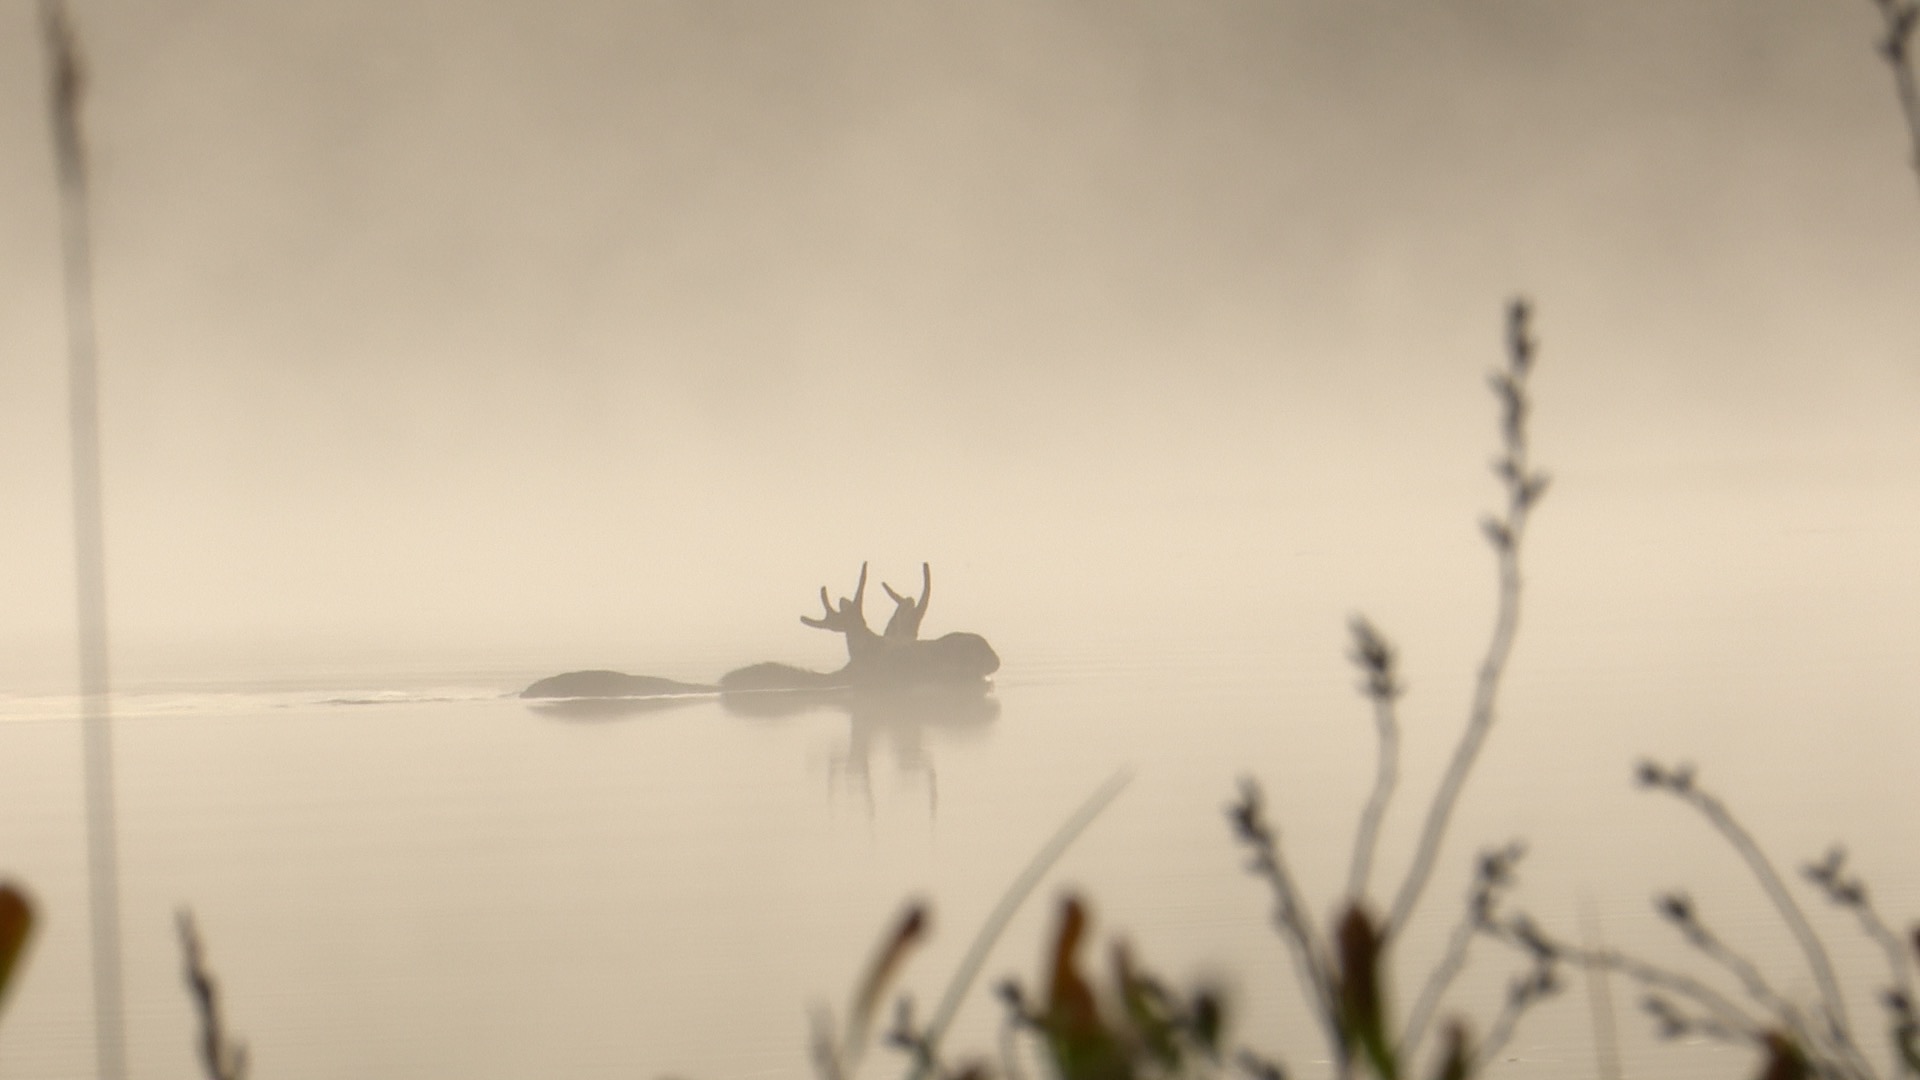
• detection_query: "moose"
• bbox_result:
[717,563,999,692]
[520,562,998,701]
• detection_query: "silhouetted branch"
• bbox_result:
[1635,761,1867,1075]
[1871,0,1920,195]
[1639,994,1755,1048]
[1473,958,1561,1073]
[1804,846,1920,1036]
[1651,891,1820,1050]
[1387,298,1550,937]
[1398,843,1525,1061]
[178,912,247,1080]
[1485,910,1765,1046]
[1228,780,1339,1059]
[887,997,983,1080]
[1345,617,1403,903]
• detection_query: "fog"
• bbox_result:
[1,1,1916,688]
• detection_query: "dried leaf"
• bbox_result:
[1752,1031,1809,1080]
[841,901,931,1072]
[1335,904,1395,1079]
[0,884,32,1012]
[854,903,929,1038]
[1044,896,1128,1080]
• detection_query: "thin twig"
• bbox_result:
[1652,892,1821,1054]
[178,912,247,1080]
[1640,994,1758,1048]
[1345,618,1403,903]
[1537,935,1763,1041]
[1806,847,1920,1024]
[1228,780,1340,1060]
[1473,959,1561,1072]
[1387,299,1549,937]
[1636,763,1867,1076]
[1871,0,1920,196]
[995,988,1031,1080]
[1805,846,1920,1079]
[1399,901,1478,1063]
[1397,842,1525,1061]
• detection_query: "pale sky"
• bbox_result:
[1,2,1916,687]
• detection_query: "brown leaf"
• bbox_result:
[1753,1031,1808,1080]
[1336,904,1394,1079]
[844,901,930,1061]
[1044,896,1129,1080]
[0,883,35,1013]
[1047,897,1099,1038]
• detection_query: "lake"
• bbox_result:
[3,536,1916,1080]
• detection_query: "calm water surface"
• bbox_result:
[1,598,1916,1080]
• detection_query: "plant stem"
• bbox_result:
[1871,0,1920,197]
[41,5,126,1078]
[906,770,1133,1080]
[1346,662,1400,904]
[1386,300,1543,938]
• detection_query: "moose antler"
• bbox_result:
[881,563,931,641]
[801,563,879,663]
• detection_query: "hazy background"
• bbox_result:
[2,5,1919,1079]
[0,1,1914,692]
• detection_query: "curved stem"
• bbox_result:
[1346,693,1400,903]
[1387,300,1543,937]
[907,771,1133,1080]
[1663,782,1866,1075]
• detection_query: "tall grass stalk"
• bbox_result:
[39,4,127,1078]
[904,771,1133,1080]
[1870,0,1920,194]
[817,771,1133,1080]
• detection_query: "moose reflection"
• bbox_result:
[717,678,999,815]
[519,562,999,703]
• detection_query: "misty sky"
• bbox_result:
[1,2,1916,687]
